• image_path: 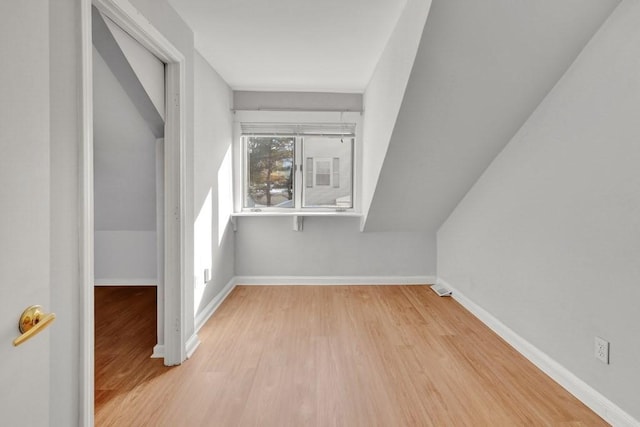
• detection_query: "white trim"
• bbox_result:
[79,1,95,425]
[185,334,200,359]
[151,344,165,359]
[155,138,165,360]
[234,275,435,286]
[194,278,237,333]
[164,58,188,367]
[92,0,183,63]
[94,279,157,286]
[438,278,640,427]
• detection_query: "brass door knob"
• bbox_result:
[13,305,56,347]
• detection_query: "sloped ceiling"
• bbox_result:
[102,14,165,122]
[92,7,164,137]
[363,0,620,232]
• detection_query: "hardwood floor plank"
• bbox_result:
[95,285,608,426]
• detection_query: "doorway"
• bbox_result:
[92,5,165,360]
[82,0,188,424]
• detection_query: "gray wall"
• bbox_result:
[193,51,236,317]
[364,0,619,232]
[235,216,434,277]
[93,45,158,283]
[437,0,639,420]
[234,91,362,112]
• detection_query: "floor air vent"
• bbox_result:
[430,284,452,297]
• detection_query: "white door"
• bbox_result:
[0,1,52,424]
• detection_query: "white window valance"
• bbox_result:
[240,122,356,137]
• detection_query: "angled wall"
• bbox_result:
[438,0,639,422]
[361,0,432,226]
[103,14,165,122]
[363,0,619,232]
[92,7,164,137]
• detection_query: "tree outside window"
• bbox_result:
[246,137,294,207]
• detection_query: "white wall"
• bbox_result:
[193,51,235,318]
[437,0,639,421]
[93,45,158,284]
[235,217,434,277]
[360,0,432,225]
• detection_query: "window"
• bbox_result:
[302,136,352,208]
[242,123,355,210]
[245,136,295,208]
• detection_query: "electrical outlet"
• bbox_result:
[594,337,609,364]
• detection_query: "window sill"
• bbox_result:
[230,210,362,231]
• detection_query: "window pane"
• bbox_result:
[245,136,294,208]
[303,137,353,208]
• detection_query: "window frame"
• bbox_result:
[243,135,296,210]
[241,134,355,211]
[232,111,362,216]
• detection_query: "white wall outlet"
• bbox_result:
[204,268,211,284]
[594,336,609,364]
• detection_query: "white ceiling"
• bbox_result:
[168,0,408,92]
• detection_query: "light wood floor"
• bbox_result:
[95,285,608,426]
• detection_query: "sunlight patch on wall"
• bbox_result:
[194,188,212,311]
[218,145,233,246]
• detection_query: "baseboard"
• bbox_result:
[185,333,200,359]
[438,278,639,427]
[194,278,237,333]
[234,275,435,286]
[150,344,164,359]
[94,278,157,286]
